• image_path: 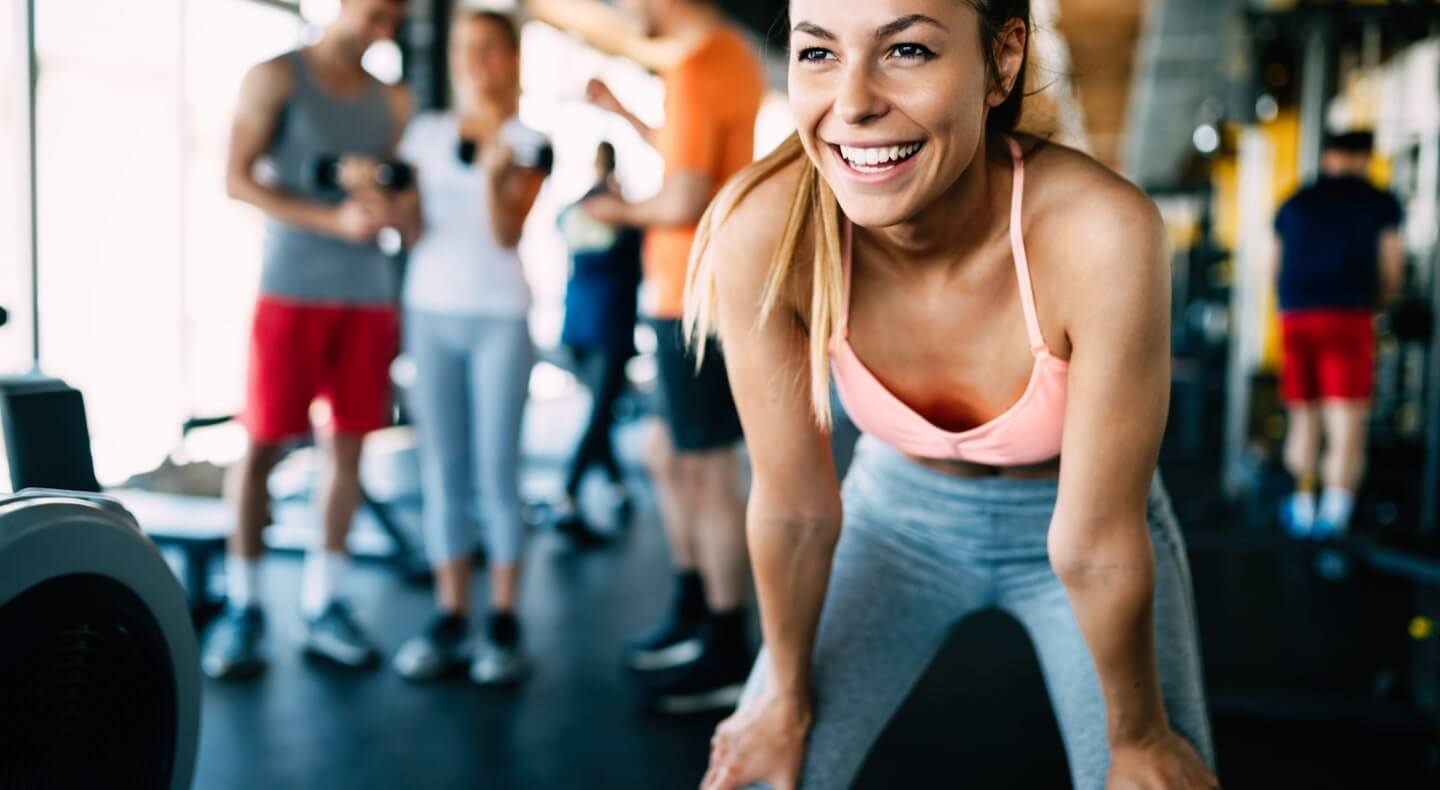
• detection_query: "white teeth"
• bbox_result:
[839,142,922,170]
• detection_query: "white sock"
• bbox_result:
[1319,487,1355,531]
[1291,491,1317,528]
[301,550,349,617]
[226,556,262,610]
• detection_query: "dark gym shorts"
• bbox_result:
[650,318,743,452]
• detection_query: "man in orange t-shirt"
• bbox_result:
[530,0,764,714]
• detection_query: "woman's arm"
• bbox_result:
[699,165,842,790]
[390,182,423,248]
[481,141,546,249]
[1047,184,1216,787]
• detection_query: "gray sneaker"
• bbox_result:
[394,613,471,681]
[202,606,267,680]
[302,600,380,669]
[470,638,531,686]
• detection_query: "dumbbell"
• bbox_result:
[456,138,554,174]
[309,155,415,192]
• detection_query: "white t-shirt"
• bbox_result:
[398,111,547,316]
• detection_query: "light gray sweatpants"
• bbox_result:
[742,435,1216,789]
[404,310,534,566]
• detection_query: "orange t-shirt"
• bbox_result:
[645,27,765,318]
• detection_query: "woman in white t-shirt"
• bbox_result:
[392,9,549,686]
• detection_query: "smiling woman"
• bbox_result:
[683,2,1220,790]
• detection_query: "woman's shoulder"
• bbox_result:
[1018,135,1166,283]
[502,117,549,146]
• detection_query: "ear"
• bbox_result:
[986,18,1027,108]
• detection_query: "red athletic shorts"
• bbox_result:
[243,297,399,443]
[1279,310,1375,403]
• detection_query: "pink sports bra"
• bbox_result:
[829,136,1069,465]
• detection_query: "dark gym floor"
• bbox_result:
[191,406,1438,788]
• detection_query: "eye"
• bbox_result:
[889,43,936,61]
[796,47,835,63]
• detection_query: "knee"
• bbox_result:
[673,454,709,488]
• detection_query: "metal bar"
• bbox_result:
[23,0,38,368]
[1424,197,1440,536]
[177,0,191,433]
[1297,15,1333,184]
[241,0,302,17]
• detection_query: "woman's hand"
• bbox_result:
[701,692,811,790]
[1107,729,1218,790]
[480,140,514,179]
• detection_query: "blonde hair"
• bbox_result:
[683,133,845,428]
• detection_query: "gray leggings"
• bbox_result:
[742,436,1215,789]
[405,310,534,566]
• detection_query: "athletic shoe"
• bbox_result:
[302,600,380,669]
[202,606,267,680]
[625,613,706,672]
[471,638,531,686]
[644,638,750,715]
[1280,496,1313,539]
[394,613,470,681]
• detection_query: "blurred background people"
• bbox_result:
[204,0,411,681]
[552,141,644,545]
[391,8,551,686]
[1274,130,1406,540]
[534,0,766,715]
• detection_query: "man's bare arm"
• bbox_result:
[225,58,361,240]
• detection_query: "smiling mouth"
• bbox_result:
[831,141,926,174]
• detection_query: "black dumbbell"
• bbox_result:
[309,155,415,192]
[456,138,554,174]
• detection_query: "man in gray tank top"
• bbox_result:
[204,0,417,680]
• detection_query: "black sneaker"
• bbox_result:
[624,613,706,672]
[556,513,611,549]
[471,612,530,686]
[202,606,267,680]
[302,600,380,669]
[393,613,470,681]
[644,639,751,715]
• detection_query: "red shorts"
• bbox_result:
[1279,310,1375,403]
[243,297,399,443]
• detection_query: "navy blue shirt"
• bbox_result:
[1274,175,1403,312]
[559,186,643,353]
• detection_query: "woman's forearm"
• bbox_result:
[1051,521,1169,746]
[486,170,524,249]
[749,504,841,711]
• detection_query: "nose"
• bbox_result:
[833,62,887,126]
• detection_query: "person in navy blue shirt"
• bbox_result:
[1273,130,1405,539]
[554,142,643,542]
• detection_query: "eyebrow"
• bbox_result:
[791,15,950,42]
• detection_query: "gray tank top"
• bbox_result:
[259,50,396,305]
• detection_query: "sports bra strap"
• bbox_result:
[1006,135,1047,355]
